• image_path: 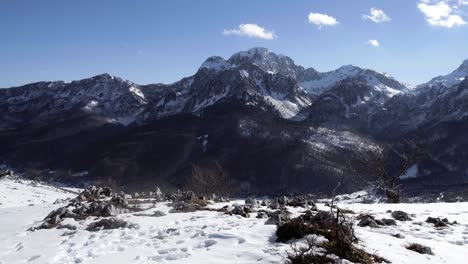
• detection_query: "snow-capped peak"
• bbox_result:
[230,47,271,59]
[89,73,117,81]
[457,59,468,72]
[200,56,233,72]
[228,47,301,78]
[335,65,361,75]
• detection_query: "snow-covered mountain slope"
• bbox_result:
[0,47,411,126]
[1,48,468,194]
[299,65,410,96]
[0,74,148,127]
[419,59,468,89]
[224,47,410,97]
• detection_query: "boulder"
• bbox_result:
[269,199,280,210]
[358,215,379,228]
[278,196,289,206]
[245,197,259,208]
[304,210,333,226]
[391,210,412,221]
[392,233,405,239]
[261,199,270,206]
[287,195,317,210]
[426,217,450,227]
[86,218,134,232]
[256,212,269,219]
[265,214,281,225]
[153,211,166,217]
[170,190,196,202]
[381,218,397,226]
[154,187,165,201]
[264,208,291,225]
[214,196,229,203]
[230,204,251,218]
[406,243,433,255]
[169,200,206,213]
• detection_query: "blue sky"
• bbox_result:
[1,0,468,87]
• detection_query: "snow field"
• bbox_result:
[1,177,468,264]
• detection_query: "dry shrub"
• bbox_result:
[280,210,387,264]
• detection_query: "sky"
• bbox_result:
[1,0,468,87]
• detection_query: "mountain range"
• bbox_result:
[1,47,468,195]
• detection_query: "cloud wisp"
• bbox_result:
[223,24,277,40]
[417,1,466,28]
[367,39,380,47]
[308,12,339,29]
[363,8,391,23]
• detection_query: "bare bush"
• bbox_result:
[350,138,425,203]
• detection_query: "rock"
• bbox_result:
[265,209,290,225]
[154,187,165,201]
[245,197,259,208]
[170,190,196,202]
[278,196,289,206]
[102,187,112,197]
[0,170,12,178]
[269,199,280,210]
[214,196,229,203]
[391,210,412,221]
[133,192,140,199]
[406,243,433,255]
[392,233,405,239]
[134,210,166,217]
[230,204,251,218]
[169,200,206,213]
[287,195,317,210]
[261,199,270,206]
[86,218,134,232]
[306,210,333,226]
[265,215,281,225]
[426,217,450,227]
[256,212,269,219]
[153,210,166,217]
[381,218,397,226]
[35,186,132,230]
[358,215,379,228]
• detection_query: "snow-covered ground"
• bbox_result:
[1,177,467,264]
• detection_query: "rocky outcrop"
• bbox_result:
[34,186,133,230]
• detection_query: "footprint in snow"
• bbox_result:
[27,255,41,262]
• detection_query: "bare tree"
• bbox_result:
[350,138,425,203]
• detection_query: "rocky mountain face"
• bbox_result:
[1,47,467,195]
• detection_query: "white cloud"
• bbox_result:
[367,39,380,47]
[308,13,339,29]
[223,24,276,40]
[417,1,466,28]
[363,8,391,23]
